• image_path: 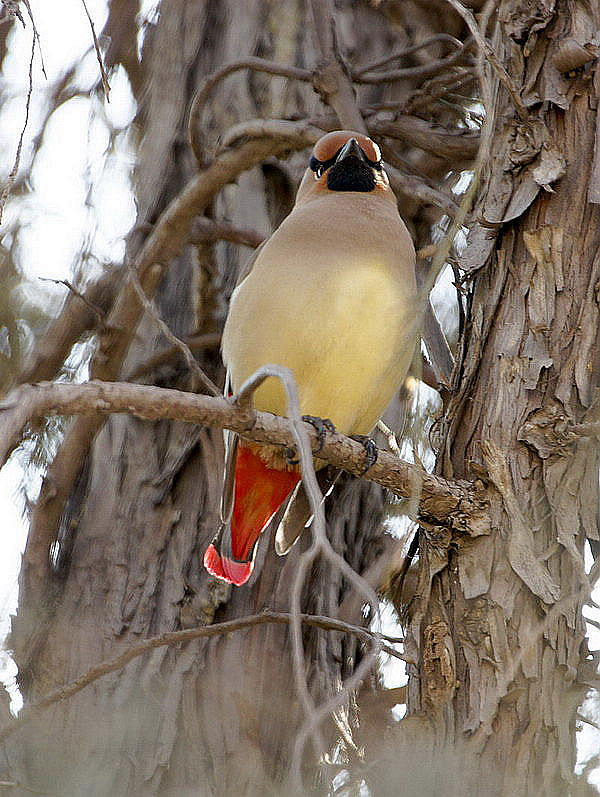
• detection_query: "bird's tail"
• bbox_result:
[204,442,300,585]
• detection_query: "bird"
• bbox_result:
[204,130,417,586]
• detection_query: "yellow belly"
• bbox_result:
[223,256,416,436]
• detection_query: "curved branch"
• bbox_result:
[353,33,464,77]
[0,378,490,534]
[188,58,313,163]
[355,40,473,84]
[0,609,406,745]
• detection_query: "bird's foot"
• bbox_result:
[350,434,378,475]
[284,416,335,465]
[285,446,300,466]
[301,415,336,453]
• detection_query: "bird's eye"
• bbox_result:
[371,159,383,171]
[310,155,325,178]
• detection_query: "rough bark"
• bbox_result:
[391,4,600,796]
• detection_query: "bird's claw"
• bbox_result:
[350,434,378,474]
[285,446,300,466]
[302,414,336,453]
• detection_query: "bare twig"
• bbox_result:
[355,40,473,84]
[0,25,34,225]
[0,609,406,744]
[385,163,460,218]
[38,278,105,325]
[80,0,110,100]
[353,33,464,76]
[125,260,220,396]
[419,0,497,317]
[21,0,46,77]
[17,270,118,386]
[126,332,221,381]
[444,0,528,122]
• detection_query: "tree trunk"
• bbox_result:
[396,4,600,796]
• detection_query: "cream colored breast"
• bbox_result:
[222,194,417,435]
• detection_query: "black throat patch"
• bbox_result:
[327,157,376,192]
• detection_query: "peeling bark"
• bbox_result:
[401,3,600,795]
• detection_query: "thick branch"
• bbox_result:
[0,379,488,534]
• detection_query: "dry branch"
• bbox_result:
[0,610,407,745]
[17,270,118,386]
[188,58,313,162]
[0,378,489,534]
[353,33,464,76]
[356,39,473,83]
[0,23,34,224]
[371,116,479,162]
[309,0,367,133]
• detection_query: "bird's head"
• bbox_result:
[296,131,393,203]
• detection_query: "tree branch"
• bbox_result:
[309,0,367,133]
[0,378,489,534]
[353,33,464,77]
[187,58,313,163]
[17,270,118,386]
[0,609,407,745]
[355,39,473,83]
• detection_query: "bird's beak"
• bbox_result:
[335,138,367,164]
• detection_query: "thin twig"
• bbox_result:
[126,260,220,396]
[418,0,498,322]
[355,41,473,84]
[353,33,464,77]
[80,0,110,100]
[38,278,105,325]
[0,25,34,225]
[0,609,406,744]
[21,0,46,77]
[126,332,221,381]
